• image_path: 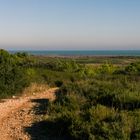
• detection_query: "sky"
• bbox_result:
[0,0,140,50]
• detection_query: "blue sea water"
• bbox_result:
[10,50,140,56]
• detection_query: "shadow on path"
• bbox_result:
[31,98,50,115]
[24,98,69,140]
[24,98,51,140]
[25,120,52,140]
[25,120,70,140]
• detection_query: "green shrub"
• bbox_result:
[125,62,140,75]
[0,49,30,98]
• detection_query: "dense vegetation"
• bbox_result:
[1,49,140,139]
[44,62,140,140]
[0,50,29,98]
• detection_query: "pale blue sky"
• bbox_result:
[0,0,140,50]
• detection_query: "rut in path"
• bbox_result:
[0,87,58,140]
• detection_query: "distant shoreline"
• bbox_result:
[9,50,140,57]
[10,53,140,58]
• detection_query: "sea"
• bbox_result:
[10,50,140,56]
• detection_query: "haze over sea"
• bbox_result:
[10,50,140,56]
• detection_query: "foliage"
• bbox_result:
[0,49,30,98]
[41,61,140,140]
[125,62,140,75]
[1,49,140,139]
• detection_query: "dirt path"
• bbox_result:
[0,87,58,140]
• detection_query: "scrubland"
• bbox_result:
[0,49,140,139]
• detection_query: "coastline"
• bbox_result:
[9,50,140,57]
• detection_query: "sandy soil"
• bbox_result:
[0,87,58,140]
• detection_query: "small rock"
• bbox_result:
[12,96,16,99]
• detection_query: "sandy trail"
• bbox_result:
[0,87,58,140]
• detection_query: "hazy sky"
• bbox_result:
[0,0,140,50]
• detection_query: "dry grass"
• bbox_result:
[22,83,49,97]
